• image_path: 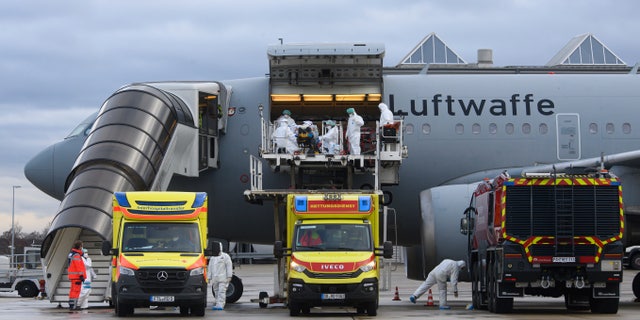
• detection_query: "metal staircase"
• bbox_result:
[47,229,112,305]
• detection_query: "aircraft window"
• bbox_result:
[422,123,431,135]
[606,123,614,134]
[405,123,414,135]
[455,123,464,135]
[505,123,514,135]
[589,123,598,134]
[489,123,497,134]
[472,123,481,134]
[522,123,531,135]
[539,123,548,135]
[623,123,631,134]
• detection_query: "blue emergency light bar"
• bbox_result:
[358,196,371,212]
[295,196,308,212]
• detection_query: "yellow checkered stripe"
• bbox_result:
[510,178,618,186]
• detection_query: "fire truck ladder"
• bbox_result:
[554,184,575,256]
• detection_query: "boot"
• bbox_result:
[69,300,75,310]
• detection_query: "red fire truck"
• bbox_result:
[460,170,624,314]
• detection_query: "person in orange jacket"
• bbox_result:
[67,240,87,310]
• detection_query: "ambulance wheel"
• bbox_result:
[191,303,206,317]
[366,299,378,316]
[289,302,301,316]
[179,305,189,316]
[258,291,268,308]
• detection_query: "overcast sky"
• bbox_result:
[1,0,639,234]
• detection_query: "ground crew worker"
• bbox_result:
[67,240,87,310]
[409,259,465,310]
[77,249,97,310]
[208,242,233,310]
[345,108,364,155]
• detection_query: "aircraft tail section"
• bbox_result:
[41,84,195,303]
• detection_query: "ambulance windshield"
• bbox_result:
[294,224,371,251]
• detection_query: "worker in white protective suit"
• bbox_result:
[272,119,299,154]
[345,108,364,155]
[77,249,97,310]
[276,109,297,133]
[319,120,339,154]
[378,103,394,127]
[409,259,465,310]
[208,242,233,310]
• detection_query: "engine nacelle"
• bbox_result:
[405,184,476,281]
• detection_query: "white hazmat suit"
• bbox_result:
[410,259,465,309]
[77,249,97,310]
[378,103,394,126]
[319,120,339,154]
[208,243,233,310]
[272,120,299,154]
[346,108,364,155]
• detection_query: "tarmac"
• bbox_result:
[1,263,639,319]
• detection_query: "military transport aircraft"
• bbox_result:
[24,38,640,303]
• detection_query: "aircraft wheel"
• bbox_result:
[226,275,243,303]
[258,291,269,308]
[633,272,640,299]
[630,252,640,270]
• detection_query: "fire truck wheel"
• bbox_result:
[633,273,640,300]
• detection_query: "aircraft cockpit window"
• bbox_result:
[65,113,97,139]
[505,123,515,135]
[66,123,92,139]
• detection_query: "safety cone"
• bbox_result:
[425,289,434,307]
[392,286,401,301]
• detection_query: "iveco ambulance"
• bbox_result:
[274,192,392,316]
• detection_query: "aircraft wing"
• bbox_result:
[521,149,640,174]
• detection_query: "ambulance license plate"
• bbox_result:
[321,293,345,300]
[150,295,175,302]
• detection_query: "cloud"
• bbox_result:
[0,0,639,234]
